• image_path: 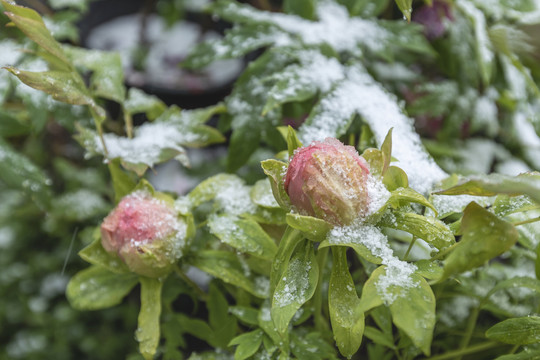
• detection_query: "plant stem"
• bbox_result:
[424,341,501,360]
[509,344,520,354]
[431,242,459,261]
[404,236,417,261]
[124,109,134,139]
[456,306,480,360]
[314,246,329,335]
[512,216,540,226]
[174,265,208,301]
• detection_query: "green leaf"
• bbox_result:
[278,125,303,159]
[108,159,137,203]
[229,329,264,360]
[251,178,281,209]
[435,173,540,204]
[63,45,126,103]
[189,250,269,298]
[414,260,443,281]
[385,187,438,215]
[380,212,454,250]
[0,108,31,136]
[124,88,166,120]
[383,166,409,191]
[358,267,385,313]
[229,306,259,326]
[4,67,94,106]
[380,128,393,176]
[363,326,396,350]
[261,159,290,209]
[286,213,333,242]
[283,0,315,19]
[270,227,304,292]
[362,148,385,178]
[136,277,163,360]
[271,239,319,334]
[486,316,540,345]
[0,138,52,209]
[78,231,131,274]
[388,273,435,356]
[227,125,261,172]
[442,202,519,280]
[208,214,277,260]
[329,247,364,358]
[395,0,412,21]
[2,1,70,67]
[208,283,238,348]
[66,265,138,310]
[174,313,214,345]
[493,194,540,217]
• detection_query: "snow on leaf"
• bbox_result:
[299,65,447,194]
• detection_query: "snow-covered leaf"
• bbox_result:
[286,213,333,242]
[123,88,166,120]
[208,214,277,260]
[271,239,318,334]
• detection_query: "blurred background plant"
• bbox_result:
[0,0,540,359]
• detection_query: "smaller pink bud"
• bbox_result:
[101,191,187,278]
[284,138,370,226]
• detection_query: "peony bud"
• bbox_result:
[284,138,370,226]
[101,190,188,278]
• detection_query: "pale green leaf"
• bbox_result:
[486,316,540,345]
[66,265,138,310]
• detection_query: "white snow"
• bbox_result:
[328,222,417,304]
[229,1,388,54]
[299,65,447,194]
[96,121,203,167]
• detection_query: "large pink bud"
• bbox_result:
[101,191,188,278]
[284,138,370,226]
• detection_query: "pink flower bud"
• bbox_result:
[284,138,370,226]
[101,191,187,278]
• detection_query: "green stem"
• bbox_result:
[456,306,480,360]
[174,265,208,301]
[313,246,329,335]
[124,109,134,139]
[404,236,417,261]
[424,341,501,360]
[509,344,520,355]
[431,242,459,261]
[512,216,540,227]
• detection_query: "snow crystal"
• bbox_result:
[327,222,417,304]
[274,258,311,307]
[299,65,447,194]
[428,194,493,218]
[367,174,390,215]
[97,122,201,167]
[230,1,388,53]
[214,177,256,216]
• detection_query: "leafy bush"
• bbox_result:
[1,0,540,359]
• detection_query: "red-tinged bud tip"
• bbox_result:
[284,138,370,226]
[101,191,187,278]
